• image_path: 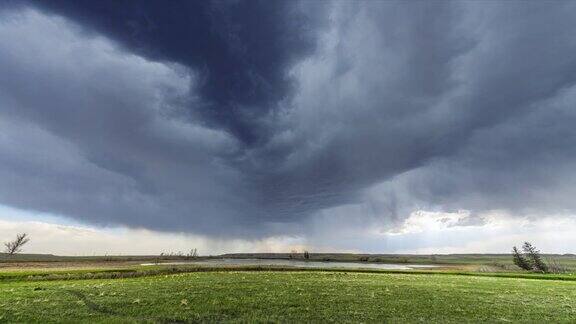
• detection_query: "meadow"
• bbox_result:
[1,261,576,323]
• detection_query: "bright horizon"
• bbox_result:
[2,204,576,256]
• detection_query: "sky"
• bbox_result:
[1,1,576,255]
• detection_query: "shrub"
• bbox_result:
[512,246,532,271]
[512,242,551,273]
[522,242,548,273]
[546,258,568,274]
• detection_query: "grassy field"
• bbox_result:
[1,267,576,323]
[1,253,576,322]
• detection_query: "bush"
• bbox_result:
[512,246,532,271]
[522,242,548,273]
[546,258,568,274]
[512,242,551,273]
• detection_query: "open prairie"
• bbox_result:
[1,254,576,323]
[2,268,576,323]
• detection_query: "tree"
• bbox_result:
[522,242,548,273]
[4,233,30,255]
[512,246,531,271]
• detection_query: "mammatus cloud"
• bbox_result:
[1,2,576,243]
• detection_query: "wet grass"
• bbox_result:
[1,264,575,283]
[1,268,576,322]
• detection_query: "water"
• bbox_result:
[141,258,438,270]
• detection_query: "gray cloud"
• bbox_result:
[1,1,576,241]
[0,9,255,236]
[256,1,576,225]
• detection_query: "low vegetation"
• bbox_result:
[1,269,575,322]
[222,252,576,271]
[512,242,562,273]
[0,252,575,322]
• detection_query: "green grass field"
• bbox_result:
[1,268,576,323]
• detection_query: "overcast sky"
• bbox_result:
[1,1,576,255]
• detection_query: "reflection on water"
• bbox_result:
[141,258,438,270]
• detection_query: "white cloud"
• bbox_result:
[371,211,576,254]
[0,205,309,256]
[385,210,477,235]
[1,203,575,255]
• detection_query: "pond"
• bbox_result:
[141,258,438,270]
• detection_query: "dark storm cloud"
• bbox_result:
[27,0,326,145]
[288,1,576,223]
[1,1,576,238]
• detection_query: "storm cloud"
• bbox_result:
[1,1,576,239]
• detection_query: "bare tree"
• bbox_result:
[188,248,198,258]
[4,233,30,255]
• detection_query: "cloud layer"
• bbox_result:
[1,1,576,241]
